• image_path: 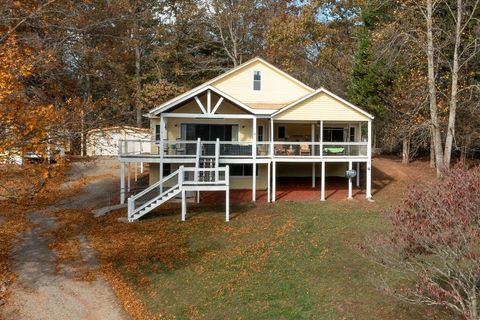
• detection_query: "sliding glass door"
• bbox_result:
[181,124,238,141]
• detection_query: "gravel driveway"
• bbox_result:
[1,158,130,320]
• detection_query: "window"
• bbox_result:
[155,124,161,141]
[225,164,258,177]
[278,126,286,140]
[257,125,264,141]
[180,124,239,141]
[323,128,344,142]
[349,127,355,142]
[253,70,261,91]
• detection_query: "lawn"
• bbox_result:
[100,200,438,319]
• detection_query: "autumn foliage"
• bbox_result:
[370,165,480,319]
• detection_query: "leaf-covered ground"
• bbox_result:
[83,200,441,319]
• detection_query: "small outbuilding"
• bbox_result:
[87,126,151,156]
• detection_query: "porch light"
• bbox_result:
[345,170,357,179]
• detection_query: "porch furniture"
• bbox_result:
[300,144,310,156]
[286,146,295,156]
[274,144,286,155]
[173,139,185,155]
[323,147,345,155]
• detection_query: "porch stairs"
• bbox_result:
[127,138,228,222]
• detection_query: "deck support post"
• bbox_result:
[366,120,373,199]
[226,165,230,222]
[134,162,138,182]
[321,161,326,201]
[252,117,257,202]
[127,162,131,192]
[348,161,353,199]
[267,162,271,203]
[356,162,360,187]
[312,163,316,188]
[120,161,125,204]
[320,120,324,158]
[181,189,186,221]
[272,161,276,202]
[160,114,165,194]
[140,162,144,174]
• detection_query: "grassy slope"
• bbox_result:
[117,201,435,319]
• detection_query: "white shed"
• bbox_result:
[87,126,151,156]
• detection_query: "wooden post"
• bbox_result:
[321,161,325,201]
[320,120,324,158]
[356,162,360,187]
[312,163,316,188]
[181,189,186,221]
[366,120,372,199]
[120,162,125,204]
[252,117,257,202]
[134,162,138,182]
[267,162,271,203]
[226,165,230,222]
[272,161,276,202]
[348,161,353,199]
[215,138,220,181]
[140,162,144,174]
[127,162,131,192]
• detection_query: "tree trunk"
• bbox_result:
[426,0,444,177]
[135,40,142,127]
[430,130,435,168]
[443,0,462,170]
[402,138,410,164]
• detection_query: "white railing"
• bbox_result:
[119,139,368,158]
[127,165,230,220]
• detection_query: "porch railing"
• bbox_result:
[118,139,368,158]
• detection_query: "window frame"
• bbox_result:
[253,70,262,91]
[277,126,286,140]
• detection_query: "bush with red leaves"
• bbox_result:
[370,165,480,319]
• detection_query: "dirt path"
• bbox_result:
[1,159,130,320]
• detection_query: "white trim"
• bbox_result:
[211,97,224,114]
[272,87,375,120]
[252,70,262,92]
[151,85,268,116]
[162,113,255,119]
[149,57,314,115]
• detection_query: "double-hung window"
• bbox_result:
[253,70,261,91]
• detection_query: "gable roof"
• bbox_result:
[150,85,265,115]
[149,57,314,115]
[272,87,375,120]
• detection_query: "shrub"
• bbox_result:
[369,165,480,319]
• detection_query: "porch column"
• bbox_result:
[320,120,324,158]
[160,114,165,194]
[272,161,276,202]
[321,161,325,201]
[312,163,316,188]
[311,123,315,156]
[356,162,360,187]
[181,189,186,221]
[252,116,257,202]
[226,165,230,222]
[120,161,125,204]
[267,161,271,203]
[348,161,353,199]
[134,162,138,182]
[366,120,372,199]
[127,162,131,192]
[270,118,274,157]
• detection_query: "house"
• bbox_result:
[87,126,151,157]
[118,57,373,222]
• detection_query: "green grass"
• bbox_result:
[118,201,438,319]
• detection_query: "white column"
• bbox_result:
[140,162,144,174]
[127,162,131,192]
[160,115,165,194]
[252,117,257,202]
[348,161,353,199]
[366,120,372,199]
[120,161,125,204]
[226,165,230,222]
[321,161,325,201]
[270,118,274,157]
[320,120,324,158]
[272,161,276,202]
[312,163,316,188]
[311,123,315,156]
[134,162,138,182]
[181,189,186,221]
[356,162,360,187]
[267,161,271,203]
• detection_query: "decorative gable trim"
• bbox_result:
[271,87,375,120]
[149,57,313,115]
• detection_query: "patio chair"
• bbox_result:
[274,144,286,155]
[299,144,310,156]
